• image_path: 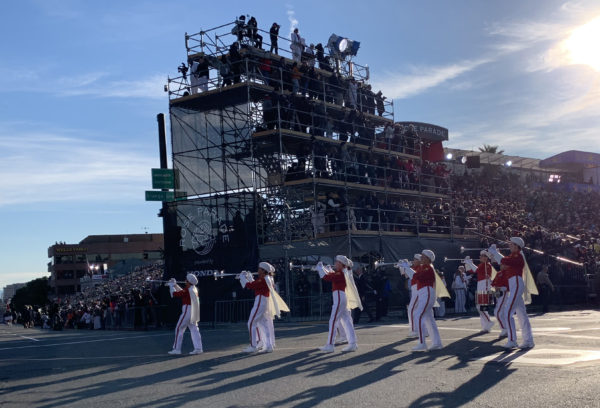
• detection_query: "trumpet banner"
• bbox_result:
[266,276,290,318]
[522,254,539,305]
[433,267,450,299]
[344,270,363,311]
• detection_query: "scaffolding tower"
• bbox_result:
[164,19,469,319]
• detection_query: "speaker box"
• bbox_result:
[466,156,480,168]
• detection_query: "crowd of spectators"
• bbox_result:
[449,169,600,300]
[5,262,167,331]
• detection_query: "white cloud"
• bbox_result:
[0,126,156,206]
[371,58,491,99]
[0,66,166,100]
[286,4,299,35]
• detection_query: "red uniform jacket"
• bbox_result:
[500,251,524,279]
[323,270,346,292]
[173,288,192,305]
[245,277,270,297]
[492,269,509,289]
[468,262,492,282]
[410,265,422,287]
[413,264,435,290]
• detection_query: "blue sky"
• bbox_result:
[1,0,600,292]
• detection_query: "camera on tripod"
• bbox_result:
[177,62,188,76]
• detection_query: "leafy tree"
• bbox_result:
[11,278,50,312]
[478,144,504,155]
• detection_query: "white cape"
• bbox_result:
[265,276,290,318]
[344,268,363,311]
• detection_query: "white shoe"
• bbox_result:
[502,341,517,349]
[428,343,443,351]
[319,344,335,353]
[242,345,258,353]
[341,343,357,352]
[518,341,535,349]
[407,331,418,338]
[412,343,428,352]
[261,346,274,353]
[189,349,203,355]
[168,349,181,355]
[498,330,507,338]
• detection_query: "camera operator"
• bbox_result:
[269,22,280,54]
[177,62,188,83]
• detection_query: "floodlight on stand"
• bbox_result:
[505,160,512,167]
[446,153,453,160]
[460,156,467,164]
[338,38,348,53]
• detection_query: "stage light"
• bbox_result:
[327,34,360,59]
[505,160,512,167]
[446,153,453,160]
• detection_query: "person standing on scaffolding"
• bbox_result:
[269,22,280,54]
[291,28,303,62]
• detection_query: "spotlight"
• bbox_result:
[446,153,453,160]
[460,156,467,164]
[327,34,360,59]
[505,160,512,167]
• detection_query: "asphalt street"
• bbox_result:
[1,310,599,408]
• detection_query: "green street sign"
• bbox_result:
[151,168,175,189]
[145,190,175,201]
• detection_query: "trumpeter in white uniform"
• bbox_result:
[167,274,203,355]
[317,255,361,353]
[488,237,537,349]
[256,262,290,352]
[409,250,443,351]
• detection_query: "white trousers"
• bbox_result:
[409,285,430,335]
[476,280,493,329]
[258,317,276,348]
[502,276,533,344]
[413,286,441,346]
[454,289,466,313]
[173,305,203,352]
[327,290,356,346]
[494,289,508,331]
[248,295,269,347]
[408,284,418,332]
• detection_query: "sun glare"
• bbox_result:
[566,16,600,71]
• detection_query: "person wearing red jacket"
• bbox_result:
[239,264,272,353]
[410,250,442,351]
[317,255,358,353]
[399,254,426,338]
[167,273,203,355]
[464,250,495,332]
[488,237,534,349]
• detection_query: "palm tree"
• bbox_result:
[478,144,504,154]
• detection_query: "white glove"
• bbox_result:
[245,270,255,282]
[316,262,326,278]
[487,245,503,263]
[464,257,476,272]
[239,272,248,288]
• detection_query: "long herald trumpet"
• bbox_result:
[443,257,466,263]
[460,246,490,253]
[145,277,186,284]
[289,263,317,271]
[212,270,258,280]
[374,262,400,268]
